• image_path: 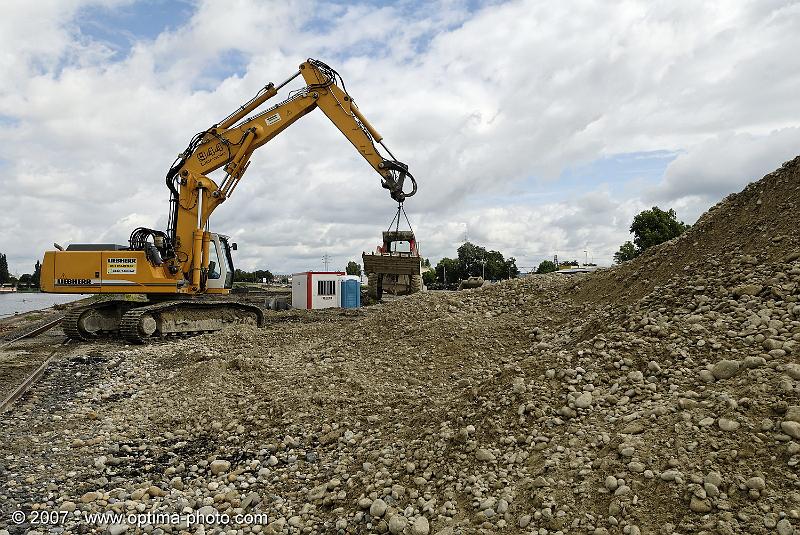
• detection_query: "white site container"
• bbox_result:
[292,271,345,309]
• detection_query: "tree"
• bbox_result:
[233,268,273,283]
[505,257,520,279]
[422,269,437,287]
[435,257,459,284]
[0,253,9,285]
[346,261,362,277]
[32,260,41,287]
[630,206,688,252]
[456,242,486,279]
[483,250,506,280]
[536,260,557,274]
[614,241,637,264]
[18,273,32,288]
[254,269,274,283]
[613,206,688,263]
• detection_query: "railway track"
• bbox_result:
[0,313,65,348]
[0,314,68,413]
[0,339,70,413]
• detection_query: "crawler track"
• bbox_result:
[62,306,88,340]
[62,299,135,341]
[119,300,264,343]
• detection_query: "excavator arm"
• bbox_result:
[162,59,416,290]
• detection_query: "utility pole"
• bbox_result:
[584,249,588,266]
[322,253,332,271]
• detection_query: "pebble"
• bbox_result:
[209,459,231,475]
[699,417,715,427]
[711,359,740,380]
[388,515,408,534]
[782,421,800,439]
[690,496,712,513]
[660,470,680,482]
[575,391,593,408]
[80,491,100,503]
[370,498,388,517]
[411,516,430,535]
[718,417,740,431]
[628,461,646,473]
[475,448,495,462]
[786,364,800,380]
[777,519,795,535]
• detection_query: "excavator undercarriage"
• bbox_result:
[63,298,264,343]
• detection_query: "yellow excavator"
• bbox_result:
[41,59,416,342]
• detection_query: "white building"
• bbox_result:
[291,272,362,310]
[292,271,344,309]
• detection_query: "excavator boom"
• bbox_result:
[166,59,415,291]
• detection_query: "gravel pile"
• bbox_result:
[1,157,799,534]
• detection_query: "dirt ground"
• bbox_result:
[0,157,799,535]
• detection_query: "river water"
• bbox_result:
[0,293,83,317]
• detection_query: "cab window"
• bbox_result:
[208,240,222,279]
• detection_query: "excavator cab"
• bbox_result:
[205,234,235,291]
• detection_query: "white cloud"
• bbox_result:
[651,128,800,217]
[1,0,799,275]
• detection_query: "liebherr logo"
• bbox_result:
[57,278,91,285]
[196,143,225,166]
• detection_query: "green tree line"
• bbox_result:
[348,242,519,287]
[428,242,519,285]
[233,268,274,283]
[0,253,41,287]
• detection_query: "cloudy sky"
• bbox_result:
[1,0,799,275]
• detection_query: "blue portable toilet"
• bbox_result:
[340,276,361,309]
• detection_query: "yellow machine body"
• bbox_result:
[40,250,179,294]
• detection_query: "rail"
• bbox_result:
[0,314,65,348]
[0,339,70,413]
[0,314,68,413]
